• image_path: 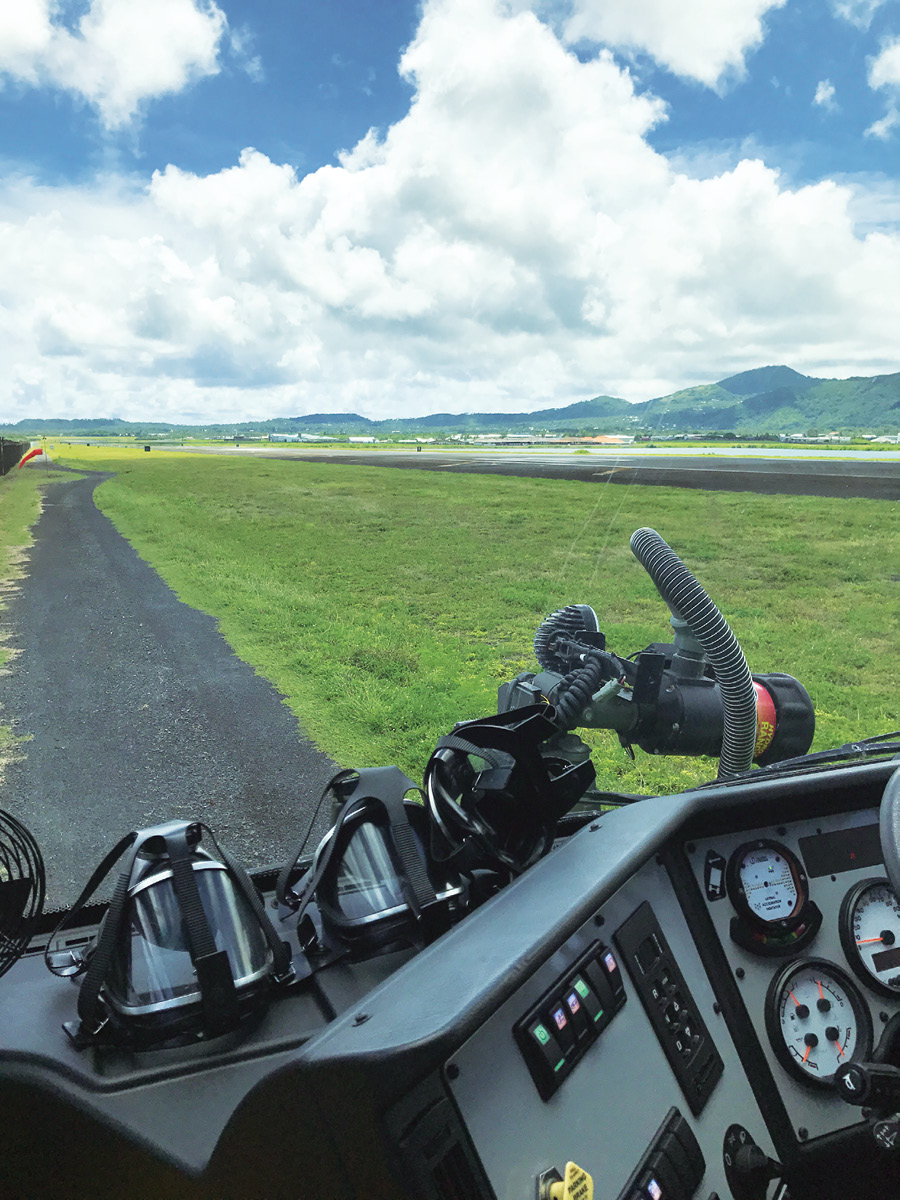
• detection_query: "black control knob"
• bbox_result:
[723,1124,783,1200]
[835,1061,900,1109]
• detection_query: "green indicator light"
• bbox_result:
[574,978,590,999]
[593,1009,605,1022]
[554,1058,565,1072]
[533,1024,550,1045]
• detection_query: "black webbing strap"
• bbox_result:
[166,826,239,1035]
[276,769,360,910]
[210,833,292,980]
[74,836,148,1032]
[45,830,138,979]
[369,768,436,918]
[433,734,507,769]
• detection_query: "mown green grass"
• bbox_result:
[51,444,899,795]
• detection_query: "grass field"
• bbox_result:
[34,442,898,797]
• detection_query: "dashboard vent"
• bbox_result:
[394,1091,492,1200]
[429,1139,484,1200]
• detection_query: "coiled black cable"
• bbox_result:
[0,810,45,979]
[553,653,606,732]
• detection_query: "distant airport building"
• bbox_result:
[268,433,338,442]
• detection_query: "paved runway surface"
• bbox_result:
[168,445,900,499]
[1,472,338,909]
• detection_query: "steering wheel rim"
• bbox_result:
[878,765,900,896]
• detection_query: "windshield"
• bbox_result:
[0,1,899,909]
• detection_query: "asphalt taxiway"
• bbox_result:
[164,444,900,500]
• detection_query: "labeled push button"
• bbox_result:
[528,1019,566,1077]
[599,946,626,1003]
[548,1000,577,1055]
[572,974,606,1026]
[564,986,591,1042]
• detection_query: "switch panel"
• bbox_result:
[514,941,627,1100]
[615,903,723,1117]
[615,1107,706,1200]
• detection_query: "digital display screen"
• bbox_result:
[798,823,882,878]
[872,945,900,973]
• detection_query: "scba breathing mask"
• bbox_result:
[46,820,293,1049]
[277,767,467,967]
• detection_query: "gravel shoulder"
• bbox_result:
[0,472,338,908]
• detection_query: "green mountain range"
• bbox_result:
[3,365,899,437]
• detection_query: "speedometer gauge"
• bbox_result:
[840,878,900,998]
[726,840,821,956]
[765,959,872,1088]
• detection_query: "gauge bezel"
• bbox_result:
[764,957,873,1089]
[726,839,809,933]
[839,876,900,1000]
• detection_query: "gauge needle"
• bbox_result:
[789,990,801,1007]
[817,979,824,1000]
[857,937,884,944]
[803,1044,811,1063]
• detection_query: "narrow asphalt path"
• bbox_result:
[1,472,338,909]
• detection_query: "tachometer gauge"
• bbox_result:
[840,878,900,998]
[765,958,872,1088]
[726,840,821,956]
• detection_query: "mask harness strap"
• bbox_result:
[277,767,437,957]
[203,828,293,982]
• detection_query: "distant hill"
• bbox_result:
[632,366,900,434]
[3,368,898,437]
[716,365,820,396]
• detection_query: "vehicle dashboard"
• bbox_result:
[1,758,899,1199]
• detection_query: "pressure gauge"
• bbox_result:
[840,878,900,998]
[765,958,872,1088]
[726,840,821,956]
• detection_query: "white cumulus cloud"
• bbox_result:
[0,0,228,129]
[2,0,900,424]
[814,79,838,110]
[866,35,900,138]
[832,0,892,28]
[557,0,787,89]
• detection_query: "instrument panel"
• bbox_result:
[689,806,900,1142]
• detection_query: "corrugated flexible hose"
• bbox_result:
[630,527,757,779]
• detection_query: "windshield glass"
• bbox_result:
[0,0,898,910]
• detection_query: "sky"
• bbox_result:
[2,0,900,423]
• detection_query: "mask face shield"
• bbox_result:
[313,801,466,954]
[106,860,272,1017]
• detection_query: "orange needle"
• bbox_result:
[818,980,824,999]
[837,1042,846,1058]
[803,1044,811,1063]
[789,991,801,1007]
[857,937,884,944]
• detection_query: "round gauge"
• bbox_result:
[765,958,873,1088]
[726,840,808,931]
[840,878,900,998]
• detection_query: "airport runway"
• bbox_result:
[165,445,900,500]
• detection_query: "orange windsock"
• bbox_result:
[18,448,44,468]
